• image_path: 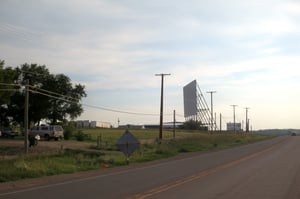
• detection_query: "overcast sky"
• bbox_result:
[1,0,300,129]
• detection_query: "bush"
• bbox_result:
[75,130,90,141]
[182,119,208,130]
[75,130,84,141]
[64,125,75,140]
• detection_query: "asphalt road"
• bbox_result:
[1,135,299,199]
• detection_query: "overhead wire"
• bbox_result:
[0,22,41,43]
[0,83,21,87]
[29,85,79,102]
[28,88,162,116]
[0,81,161,116]
[0,89,20,92]
[1,78,182,118]
[0,83,21,92]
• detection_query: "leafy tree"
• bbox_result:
[182,119,208,131]
[0,60,18,104]
[43,73,86,124]
[4,62,87,126]
[6,64,51,125]
[0,60,18,126]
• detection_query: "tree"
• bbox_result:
[5,62,87,126]
[0,60,18,126]
[182,119,208,131]
[43,73,86,124]
[0,60,18,104]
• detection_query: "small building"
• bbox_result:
[75,120,91,128]
[75,120,111,128]
[118,124,144,129]
[82,120,90,128]
[227,122,242,132]
[90,121,111,128]
[75,120,84,128]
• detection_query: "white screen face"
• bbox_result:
[183,80,197,117]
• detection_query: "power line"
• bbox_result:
[16,71,166,115]
[0,83,21,87]
[28,88,161,116]
[0,89,20,92]
[29,85,79,102]
[0,83,21,92]
[0,22,37,43]
[28,89,77,103]
[0,81,180,118]
[81,104,159,116]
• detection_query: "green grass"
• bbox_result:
[0,129,273,183]
[0,150,106,182]
[0,154,75,182]
[77,128,175,141]
[77,128,177,150]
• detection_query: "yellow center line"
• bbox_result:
[127,139,285,199]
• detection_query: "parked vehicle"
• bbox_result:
[0,127,18,138]
[29,125,64,141]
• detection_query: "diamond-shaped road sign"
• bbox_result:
[116,130,140,158]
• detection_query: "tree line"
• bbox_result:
[0,60,87,128]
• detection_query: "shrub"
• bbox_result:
[64,125,75,140]
[182,119,208,130]
[75,130,86,141]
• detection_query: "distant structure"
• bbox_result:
[75,120,90,128]
[90,121,111,128]
[75,120,111,128]
[226,122,242,132]
[118,124,144,129]
[183,80,217,130]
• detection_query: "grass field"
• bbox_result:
[0,128,273,182]
[73,128,177,141]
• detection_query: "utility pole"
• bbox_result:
[207,91,216,132]
[231,105,238,134]
[220,113,222,133]
[173,110,176,139]
[155,73,170,141]
[24,80,29,153]
[245,107,250,133]
[215,112,217,131]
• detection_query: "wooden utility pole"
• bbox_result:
[245,107,250,133]
[231,105,238,134]
[155,73,170,141]
[24,80,29,153]
[207,91,216,131]
[220,113,222,133]
[173,110,176,139]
